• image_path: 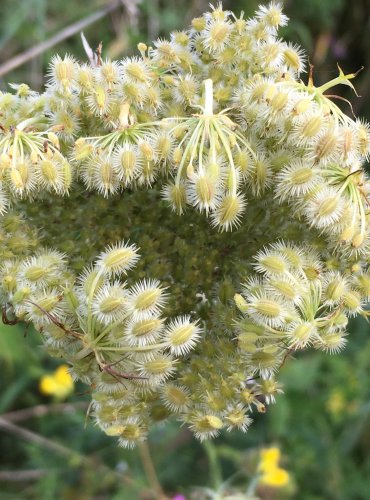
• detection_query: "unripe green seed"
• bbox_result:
[326,279,345,302]
[270,280,296,300]
[134,289,161,311]
[343,291,361,311]
[24,266,48,281]
[254,299,282,318]
[196,415,223,431]
[131,318,162,337]
[234,293,248,313]
[259,255,287,274]
[144,358,173,375]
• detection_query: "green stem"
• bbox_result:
[203,439,223,490]
[203,78,214,116]
[212,120,237,195]
[96,341,170,352]
[175,120,203,186]
[86,268,104,341]
[138,441,165,499]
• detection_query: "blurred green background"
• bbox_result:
[1,1,370,499]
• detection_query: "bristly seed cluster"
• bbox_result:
[1,2,370,447]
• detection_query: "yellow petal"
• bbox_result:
[258,447,281,471]
[54,365,74,390]
[39,375,59,395]
[260,467,290,488]
[39,365,74,399]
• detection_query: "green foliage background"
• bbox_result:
[1,1,370,499]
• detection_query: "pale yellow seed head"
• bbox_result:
[74,139,93,162]
[99,296,124,314]
[137,42,147,54]
[40,159,58,183]
[251,350,277,369]
[198,415,223,431]
[251,81,269,102]
[104,250,135,271]
[134,288,161,311]
[144,357,173,375]
[270,280,296,300]
[47,132,60,150]
[173,147,183,165]
[101,161,114,187]
[358,123,370,155]
[101,62,117,84]
[322,333,345,351]
[10,169,25,189]
[62,160,72,191]
[120,149,136,173]
[302,115,323,138]
[270,91,288,112]
[55,59,75,83]
[291,167,314,185]
[241,390,254,404]
[332,312,348,328]
[30,150,39,164]
[260,255,287,274]
[156,135,171,159]
[209,22,229,44]
[34,296,60,314]
[293,97,311,116]
[2,275,16,293]
[284,48,301,71]
[0,153,11,169]
[238,337,257,353]
[255,299,282,318]
[12,287,31,304]
[24,266,48,281]
[340,225,355,242]
[125,62,148,83]
[265,83,277,101]
[191,17,206,31]
[326,279,345,301]
[167,183,187,214]
[131,318,162,337]
[139,142,154,161]
[169,323,196,347]
[95,85,108,112]
[315,131,337,160]
[293,323,313,340]
[165,385,189,407]
[234,293,248,314]
[343,291,361,311]
[195,176,214,204]
[238,332,259,344]
[318,195,340,218]
[214,194,244,230]
[234,150,250,175]
[351,232,365,248]
[105,425,125,437]
[304,266,320,281]
[356,274,370,296]
[120,424,141,440]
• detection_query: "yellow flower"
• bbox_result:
[260,467,290,488]
[39,364,74,399]
[258,446,290,488]
[259,446,281,470]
